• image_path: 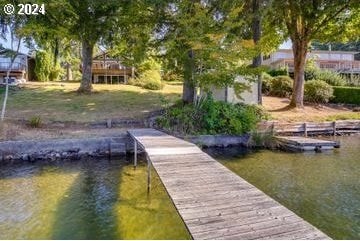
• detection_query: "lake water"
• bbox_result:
[206,135,360,239]
[0,158,191,239]
[1,135,359,239]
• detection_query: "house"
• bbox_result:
[201,76,259,105]
[0,49,34,85]
[90,52,134,84]
[263,49,360,76]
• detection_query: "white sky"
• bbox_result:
[279,39,292,49]
[0,37,29,54]
[0,32,293,56]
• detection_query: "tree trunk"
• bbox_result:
[289,39,308,108]
[78,40,94,93]
[66,62,72,81]
[182,49,196,104]
[252,0,262,105]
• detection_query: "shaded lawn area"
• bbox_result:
[1,82,182,123]
[263,96,360,122]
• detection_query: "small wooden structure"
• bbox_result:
[275,136,340,152]
[128,128,330,240]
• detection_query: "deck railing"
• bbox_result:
[0,62,26,71]
[277,59,360,73]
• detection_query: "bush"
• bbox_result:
[28,116,42,128]
[304,80,333,103]
[162,71,182,82]
[331,86,360,105]
[35,50,52,81]
[129,57,163,90]
[156,95,268,135]
[49,64,63,81]
[128,70,163,90]
[269,75,293,97]
[312,69,346,86]
[261,72,273,95]
[141,70,163,90]
[267,68,288,77]
[305,62,346,86]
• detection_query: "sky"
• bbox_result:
[0,36,30,54]
[280,39,292,49]
[0,31,293,56]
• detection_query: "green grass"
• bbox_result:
[5,82,182,123]
[325,112,360,121]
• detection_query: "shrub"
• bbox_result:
[35,50,52,81]
[331,86,360,105]
[261,72,273,95]
[162,71,182,82]
[267,68,288,77]
[305,62,346,86]
[140,70,163,90]
[128,70,163,90]
[129,57,163,90]
[156,95,268,135]
[343,75,360,87]
[28,116,42,128]
[49,64,63,81]
[269,75,293,97]
[312,69,346,86]
[304,80,333,103]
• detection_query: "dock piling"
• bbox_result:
[147,155,151,192]
[134,140,137,167]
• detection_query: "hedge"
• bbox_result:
[331,86,360,105]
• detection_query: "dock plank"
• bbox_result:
[128,128,330,240]
[275,136,340,151]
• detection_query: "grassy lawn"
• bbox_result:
[1,82,182,123]
[263,96,360,122]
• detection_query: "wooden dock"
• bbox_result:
[128,129,330,240]
[275,136,340,152]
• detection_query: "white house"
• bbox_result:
[263,49,360,74]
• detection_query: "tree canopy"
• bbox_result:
[268,0,360,107]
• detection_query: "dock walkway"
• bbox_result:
[128,129,330,240]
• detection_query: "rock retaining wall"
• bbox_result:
[0,135,132,164]
[0,132,249,164]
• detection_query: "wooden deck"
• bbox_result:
[128,129,330,240]
[275,136,340,151]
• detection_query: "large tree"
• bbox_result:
[158,0,267,103]
[271,0,360,108]
[24,0,155,93]
[63,0,123,93]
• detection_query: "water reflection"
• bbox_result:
[0,158,190,239]
[206,135,360,239]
